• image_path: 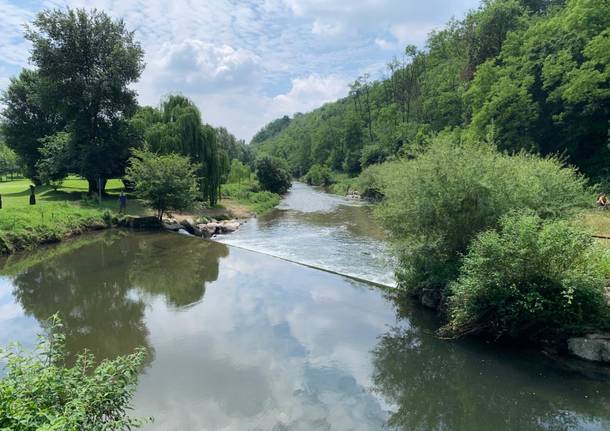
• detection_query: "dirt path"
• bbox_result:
[170,198,255,222]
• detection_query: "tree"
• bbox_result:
[25,8,145,194]
[228,159,251,188]
[36,132,71,190]
[135,95,223,206]
[0,142,19,181]
[255,155,291,194]
[466,0,610,175]
[1,69,63,181]
[304,164,332,186]
[125,149,198,221]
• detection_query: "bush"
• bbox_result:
[125,149,198,220]
[255,155,291,194]
[0,315,149,430]
[446,212,610,339]
[376,137,590,296]
[221,182,280,214]
[356,164,387,201]
[327,172,358,196]
[304,164,333,186]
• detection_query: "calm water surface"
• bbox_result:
[0,183,609,430]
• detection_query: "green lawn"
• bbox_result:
[0,177,152,254]
[0,176,150,216]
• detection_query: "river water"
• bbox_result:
[216,182,395,287]
[0,183,609,430]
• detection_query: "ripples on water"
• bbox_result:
[216,182,396,287]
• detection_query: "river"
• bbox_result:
[0,183,609,430]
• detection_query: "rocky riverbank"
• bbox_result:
[161,216,244,238]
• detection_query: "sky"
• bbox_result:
[0,0,481,142]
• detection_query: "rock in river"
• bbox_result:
[162,218,182,231]
[219,221,240,233]
[567,334,610,363]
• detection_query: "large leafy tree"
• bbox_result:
[25,8,144,193]
[1,69,63,181]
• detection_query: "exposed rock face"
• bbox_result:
[567,334,610,363]
[605,287,610,307]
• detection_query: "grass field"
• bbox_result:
[0,177,151,254]
[0,176,149,215]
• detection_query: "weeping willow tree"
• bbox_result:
[134,95,222,205]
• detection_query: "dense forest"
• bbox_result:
[251,0,609,182]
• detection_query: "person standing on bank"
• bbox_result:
[29,185,36,205]
[119,192,127,214]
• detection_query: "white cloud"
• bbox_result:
[148,39,261,91]
[272,74,348,116]
[282,0,479,45]
[0,0,481,141]
[375,37,394,50]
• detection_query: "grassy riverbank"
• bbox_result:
[0,177,151,254]
[0,203,107,254]
[221,182,281,215]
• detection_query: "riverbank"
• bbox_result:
[0,177,148,255]
[0,203,110,254]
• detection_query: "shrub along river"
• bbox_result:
[1,183,609,430]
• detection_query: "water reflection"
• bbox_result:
[2,230,610,430]
[129,235,229,308]
[5,232,229,362]
[372,307,610,431]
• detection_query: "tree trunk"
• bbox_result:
[87,178,107,195]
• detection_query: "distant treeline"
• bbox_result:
[251,0,609,181]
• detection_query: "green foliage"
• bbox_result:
[0,142,19,180]
[251,0,609,182]
[1,69,63,181]
[467,0,610,176]
[125,149,198,220]
[303,164,333,186]
[24,8,145,193]
[356,163,387,201]
[227,160,251,185]
[447,211,610,339]
[255,155,291,194]
[36,132,71,189]
[376,136,590,295]
[250,115,291,146]
[0,315,148,430]
[133,96,225,206]
[221,182,280,214]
